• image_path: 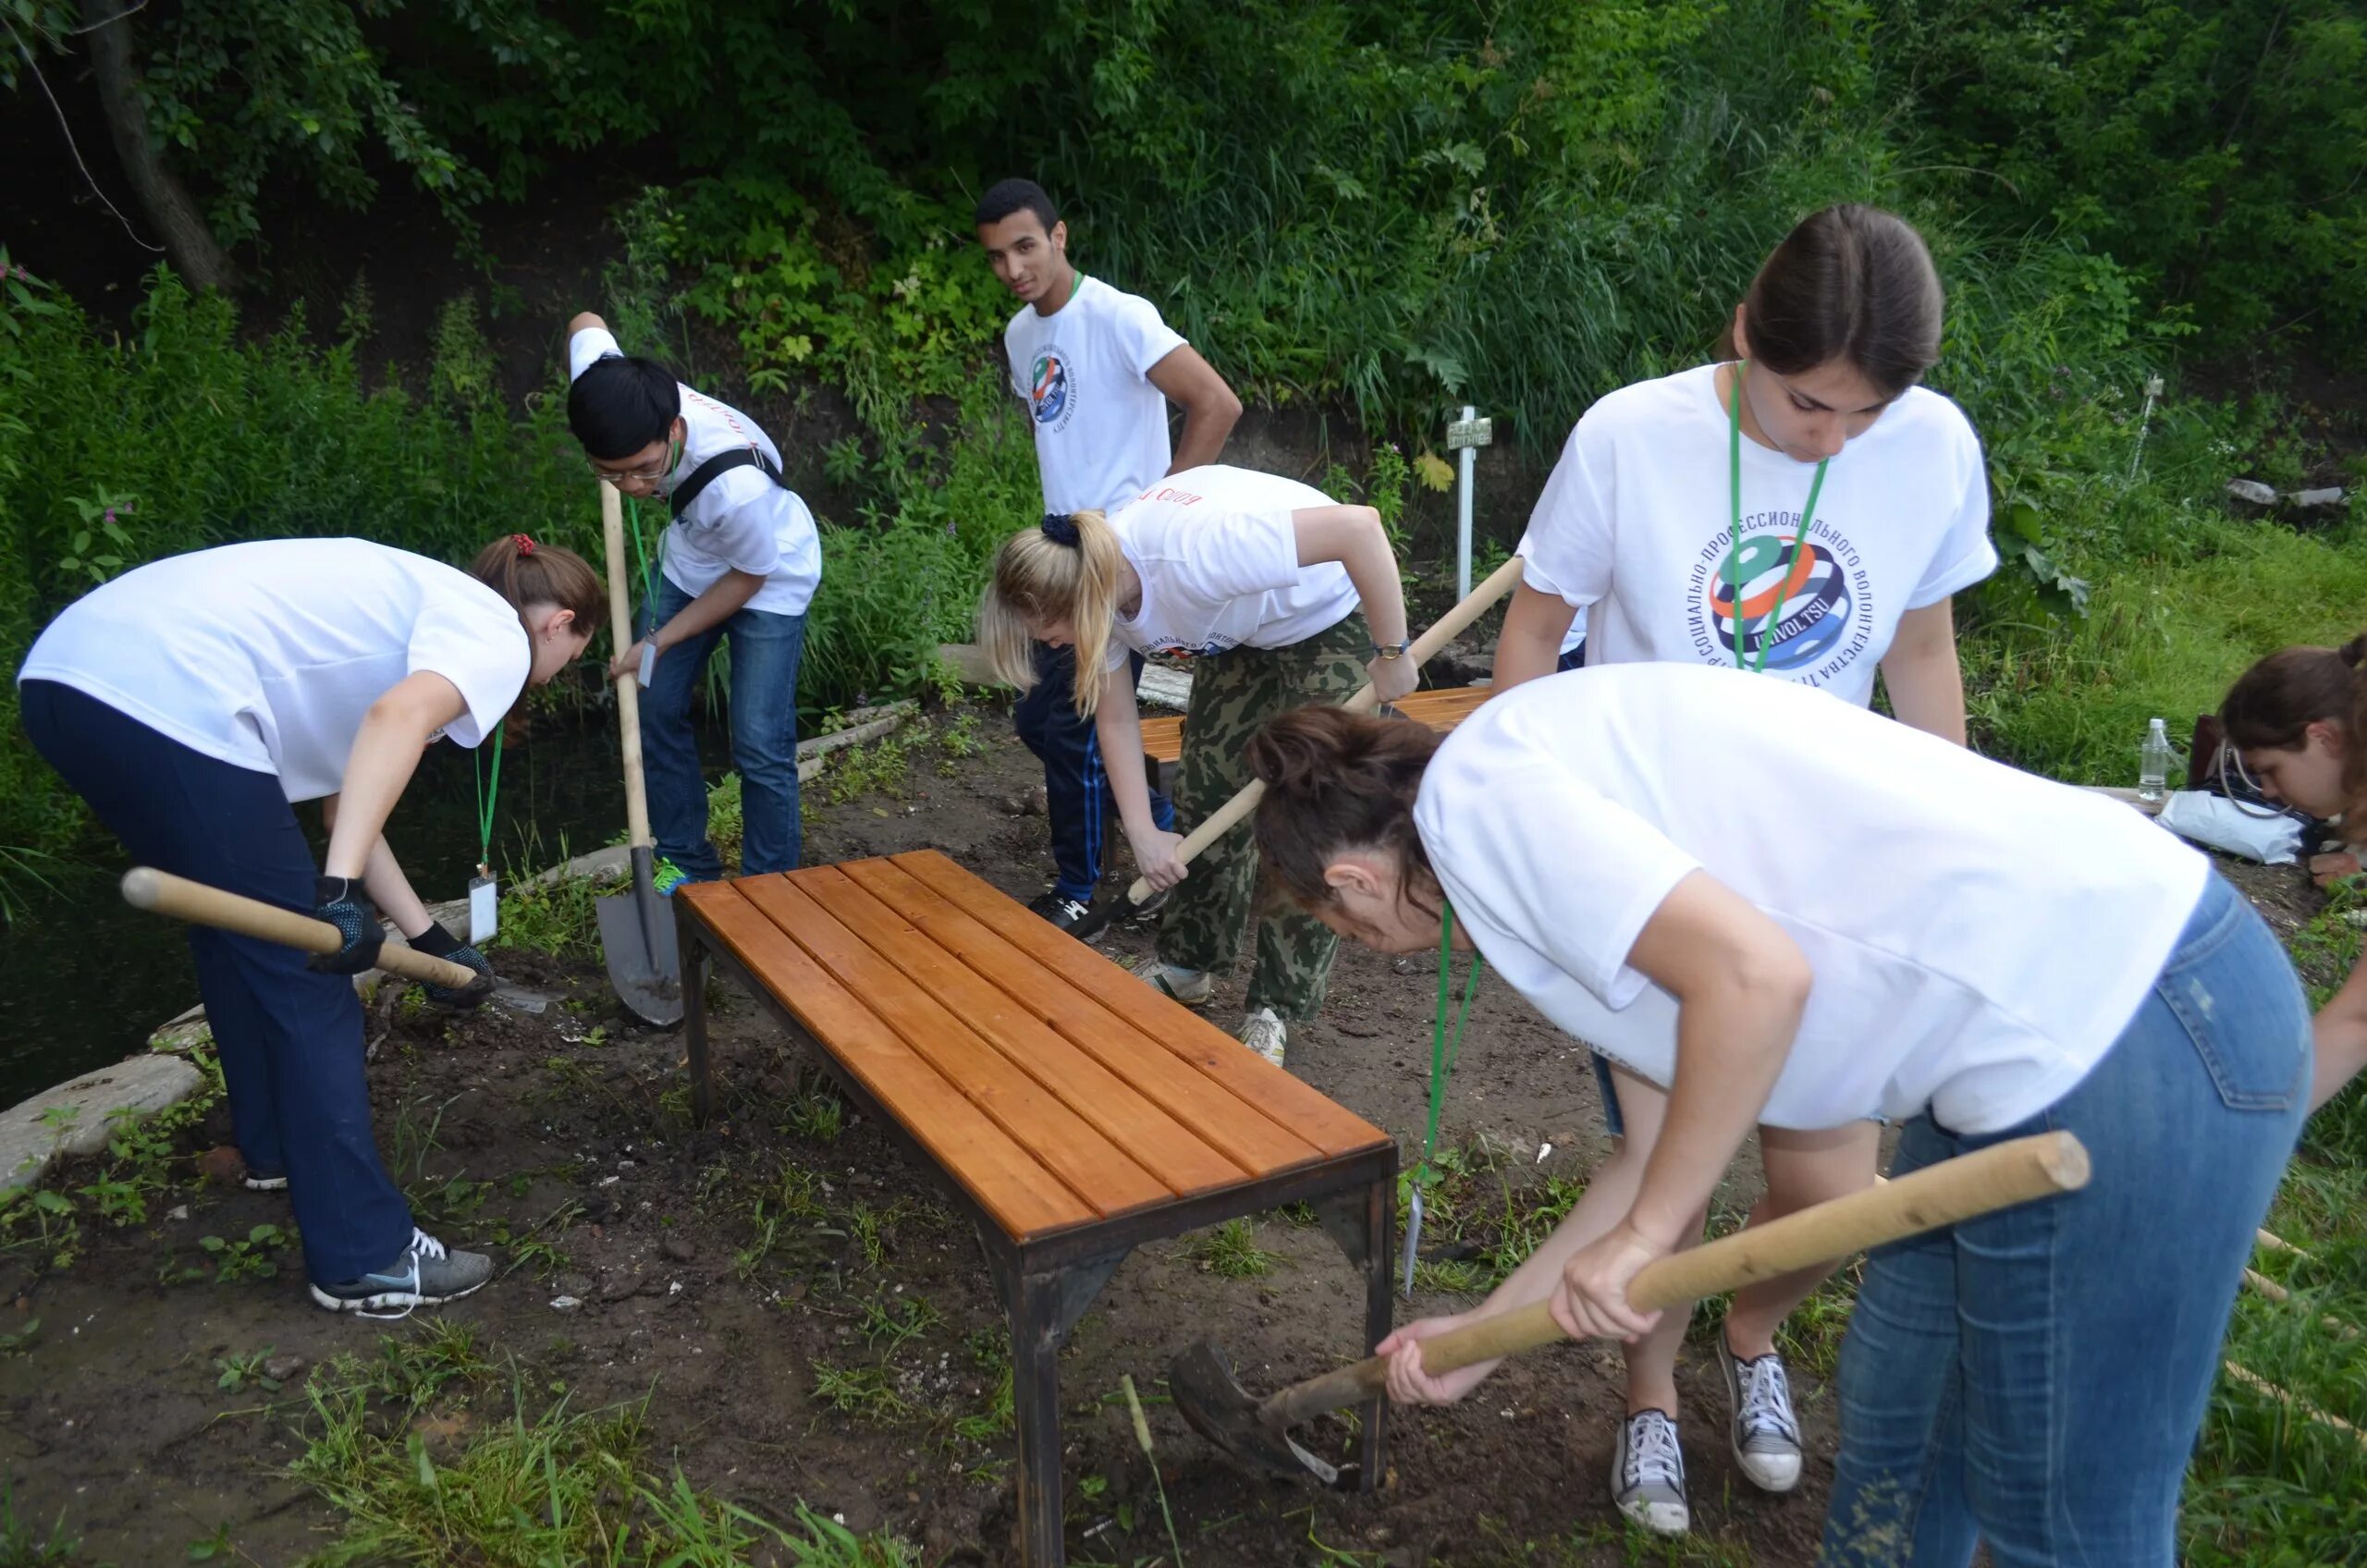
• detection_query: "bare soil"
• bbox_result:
[0,704,2320,1567]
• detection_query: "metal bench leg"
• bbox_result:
[995,1246,1129,1568]
[1355,1174,1392,1492]
[677,902,714,1125]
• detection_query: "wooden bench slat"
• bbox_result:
[737,876,1174,1224]
[796,866,1253,1196]
[841,858,1330,1180]
[889,851,1392,1159]
[685,885,1095,1238]
[1137,683,1493,764]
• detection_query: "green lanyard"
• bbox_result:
[1727,361,1829,674]
[471,728,504,878]
[1404,898,1484,1295]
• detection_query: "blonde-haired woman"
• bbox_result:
[978,463,1413,1064]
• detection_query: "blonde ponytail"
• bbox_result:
[976,509,1127,718]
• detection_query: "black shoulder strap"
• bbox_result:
[669,446,786,521]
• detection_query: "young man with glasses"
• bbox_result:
[975,178,1242,931]
[565,311,823,890]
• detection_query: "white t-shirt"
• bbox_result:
[1099,466,1362,672]
[1517,364,1995,706]
[567,328,822,618]
[1416,665,2209,1133]
[18,539,529,802]
[1005,276,1187,516]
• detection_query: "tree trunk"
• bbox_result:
[78,0,235,292]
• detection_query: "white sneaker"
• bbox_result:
[1239,1007,1287,1068]
[311,1228,493,1317]
[1611,1408,1689,1536]
[1719,1333,1805,1492]
[1132,957,1214,1006]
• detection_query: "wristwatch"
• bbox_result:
[1368,639,1412,661]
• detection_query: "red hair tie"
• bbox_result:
[512,533,536,556]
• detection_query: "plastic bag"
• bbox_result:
[2157,790,2305,865]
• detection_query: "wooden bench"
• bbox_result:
[673,852,1399,1567]
[1137,682,1493,766]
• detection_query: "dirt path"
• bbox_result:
[3,704,2315,1566]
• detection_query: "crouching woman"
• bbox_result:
[1246,665,2309,1565]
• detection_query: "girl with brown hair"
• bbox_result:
[2218,632,2367,1104]
[1245,668,2317,1562]
[976,463,1412,1066]
[1489,204,1999,1525]
[18,534,604,1315]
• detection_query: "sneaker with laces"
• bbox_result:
[1611,1408,1690,1536]
[1131,957,1214,1006]
[1239,1007,1287,1068]
[650,857,691,898]
[311,1229,494,1315]
[1718,1333,1804,1492]
[242,1170,288,1193]
[1028,891,1095,931]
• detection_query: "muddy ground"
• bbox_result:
[0,704,2328,1567]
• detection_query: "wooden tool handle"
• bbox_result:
[602,481,656,852]
[1124,554,1527,905]
[121,866,482,990]
[1269,1130,2091,1425]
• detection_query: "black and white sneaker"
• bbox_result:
[1028,892,1095,931]
[311,1228,493,1317]
[1718,1333,1804,1492]
[1611,1408,1690,1536]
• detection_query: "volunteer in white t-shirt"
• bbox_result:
[564,312,823,889]
[1245,673,2306,1562]
[977,463,1412,1066]
[975,177,1243,934]
[18,535,606,1314]
[1489,205,1998,1527]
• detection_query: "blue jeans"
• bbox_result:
[21,681,414,1284]
[1821,872,2307,1567]
[1013,642,1173,903]
[639,577,805,880]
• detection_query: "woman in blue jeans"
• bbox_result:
[1240,666,2321,1566]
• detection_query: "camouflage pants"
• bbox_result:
[1155,615,1369,1021]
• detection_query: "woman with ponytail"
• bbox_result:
[18,534,604,1315]
[2219,633,2367,1107]
[1247,664,2314,1562]
[1490,204,1998,1526]
[977,463,1412,1066]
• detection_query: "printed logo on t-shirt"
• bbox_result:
[1028,349,1073,434]
[1683,515,1875,683]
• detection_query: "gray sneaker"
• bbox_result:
[1611,1408,1690,1536]
[1132,957,1214,1006]
[311,1229,493,1316]
[1719,1333,1804,1492]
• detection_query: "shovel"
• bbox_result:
[120,867,557,1014]
[1170,1128,2091,1487]
[595,480,683,1027]
[1068,554,1527,942]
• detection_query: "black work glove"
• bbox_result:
[309,876,385,974]
[408,918,497,1009]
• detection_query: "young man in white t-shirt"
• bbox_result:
[565,313,824,889]
[974,177,1243,931]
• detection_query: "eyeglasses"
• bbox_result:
[587,432,680,486]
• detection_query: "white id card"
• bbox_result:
[468,873,498,944]
[637,642,657,689]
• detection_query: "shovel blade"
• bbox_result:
[1167,1339,1343,1487]
[595,848,682,1026]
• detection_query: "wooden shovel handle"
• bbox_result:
[121,866,482,991]
[602,481,656,853]
[1268,1129,2091,1426]
[1124,554,1527,906]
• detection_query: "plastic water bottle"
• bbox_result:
[2140,717,2173,803]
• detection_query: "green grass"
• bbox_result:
[1961,517,2367,783]
[1181,1219,1278,1280]
[490,873,607,962]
